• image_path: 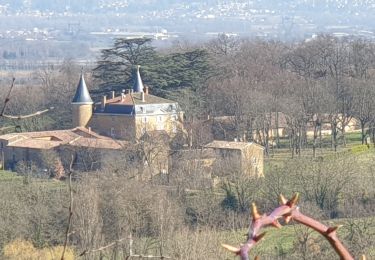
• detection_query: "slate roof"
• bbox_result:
[133,65,144,93]
[72,74,93,104]
[95,93,177,115]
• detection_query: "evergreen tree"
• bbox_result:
[93,38,212,118]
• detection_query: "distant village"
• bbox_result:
[1,0,375,74]
[1,0,375,44]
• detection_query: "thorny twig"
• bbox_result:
[222,193,366,260]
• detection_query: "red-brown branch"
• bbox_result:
[222,193,356,260]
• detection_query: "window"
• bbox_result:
[251,156,257,166]
[143,117,148,123]
[157,116,163,122]
[157,123,164,131]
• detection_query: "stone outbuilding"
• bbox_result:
[204,140,264,177]
[0,127,125,172]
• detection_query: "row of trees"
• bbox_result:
[2,34,375,157]
[92,35,375,156]
[204,35,375,156]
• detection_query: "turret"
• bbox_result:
[71,73,93,127]
[133,65,144,93]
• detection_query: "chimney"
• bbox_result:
[131,89,134,94]
[111,91,115,99]
[88,127,91,133]
[126,89,131,94]
[121,93,125,101]
[144,86,149,95]
[141,91,145,102]
[101,95,107,110]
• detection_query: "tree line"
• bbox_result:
[2,35,375,155]
[93,35,375,156]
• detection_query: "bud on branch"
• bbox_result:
[222,193,358,260]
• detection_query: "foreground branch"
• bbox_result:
[0,78,15,117]
[222,193,359,260]
[125,234,171,260]
[125,255,171,259]
[79,237,127,256]
[2,107,54,119]
[61,156,74,260]
[1,78,53,121]
[79,234,171,259]
[0,126,15,132]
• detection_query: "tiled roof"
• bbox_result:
[105,93,175,106]
[0,127,126,150]
[7,139,61,149]
[68,137,125,149]
[204,140,264,151]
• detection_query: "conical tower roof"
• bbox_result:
[72,74,93,104]
[133,65,144,93]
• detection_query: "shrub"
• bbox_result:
[3,239,74,260]
[350,145,369,154]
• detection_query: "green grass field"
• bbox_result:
[0,170,23,181]
[0,170,66,191]
[266,135,374,163]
